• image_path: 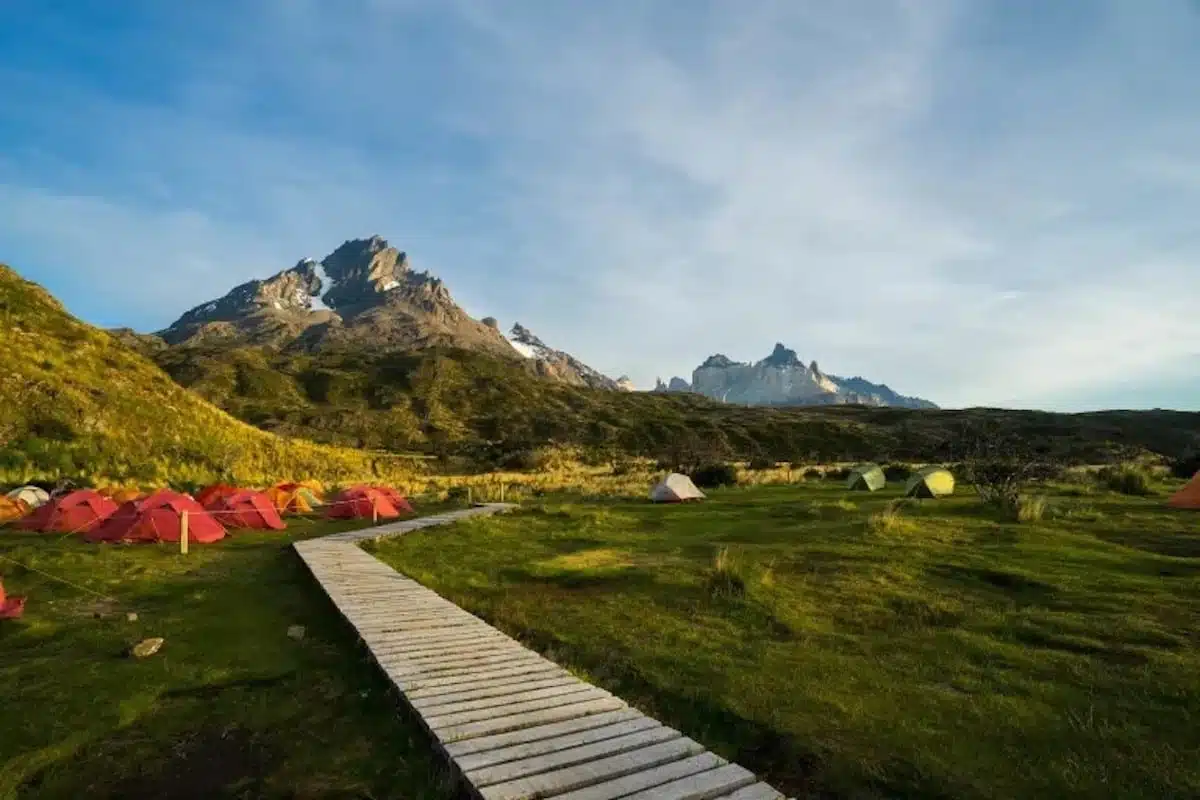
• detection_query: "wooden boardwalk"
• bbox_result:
[296,504,791,800]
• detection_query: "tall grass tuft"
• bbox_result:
[867,501,906,533]
[1097,463,1154,496]
[1016,494,1047,523]
[705,546,747,599]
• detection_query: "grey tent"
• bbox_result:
[6,486,49,509]
[846,463,886,492]
[905,466,955,498]
[650,473,706,503]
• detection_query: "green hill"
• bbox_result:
[148,341,1200,469]
[0,265,417,487]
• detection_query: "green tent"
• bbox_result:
[847,463,886,492]
[905,466,956,498]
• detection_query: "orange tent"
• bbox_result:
[17,490,118,534]
[266,484,316,514]
[326,487,402,520]
[86,491,226,544]
[1168,472,1200,510]
[196,483,239,507]
[210,490,286,530]
[0,497,28,524]
[98,487,143,504]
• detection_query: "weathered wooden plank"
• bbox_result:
[454,716,663,773]
[443,709,645,758]
[379,652,544,676]
[422,686,607,729]
[387,642,522,664]
[394,662,569,695]
[477,738,705,800]
[550,754,727,800]
[467,726,683,788]
[415,681,596,717]
[373,635,514,658]
[405,668,576,701]
[411,675,583,710]
[365,625,501,644]
[620,764,758,800]
[435,697,629,744]
[712,783,784,800]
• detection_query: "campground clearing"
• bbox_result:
[0,515,458,800]
[374,482,1200,799]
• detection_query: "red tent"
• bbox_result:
[17,490,118,534]
[196,483,239,508]
[326,487,402,520]
[86,490,226,544]
[211,490,286,530]
[0,580,26,619]
[343,484,414,514]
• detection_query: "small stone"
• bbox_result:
[131,637,164,659]
[287,625,306,640]
[126,612,139,622]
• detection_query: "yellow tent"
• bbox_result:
[905,467,956,498]
[0,497,28,524]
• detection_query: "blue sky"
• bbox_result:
[2,0,1198,411]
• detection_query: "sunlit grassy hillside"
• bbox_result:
[0,265,418,487]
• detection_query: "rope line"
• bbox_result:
[0,553,119,603]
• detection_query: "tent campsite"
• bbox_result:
[6,486,49,509]
[905,467,956,498]
[649,473,706,503]
[209,490,286,530]
[0,497,28,524]
[86,491,226,544]
[847,464,886,492]
[326,486,403,520]
[267,483,320,514]
[1168,472,1200,510]
[196,483,239,508]
[17,490,118,534]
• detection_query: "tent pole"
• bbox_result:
[180,511,189,555]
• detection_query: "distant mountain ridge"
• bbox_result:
[156,236,620,389]
[656,343,937,409]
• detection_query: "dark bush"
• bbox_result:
[803,468,824,480]
[747,457,776,471]
[826,467,851,481]
[690,463,739,489]
[883,463,910,481]
[1171,451,1200,480]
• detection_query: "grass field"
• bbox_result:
[0,510,464,800]
[374,482,1200,799]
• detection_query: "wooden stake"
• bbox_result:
[372,499,379,525]
[500,483,506,503]
[180,510,189,555]
[467,486,473,505]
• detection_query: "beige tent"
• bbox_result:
[847,464,886,492]
[650,473,706,503]
[6,486,49,509]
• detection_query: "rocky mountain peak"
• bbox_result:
[510,323,547,349]
[699,354,738,369]
[759,342,803,369]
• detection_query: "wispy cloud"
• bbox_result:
[1,0,1198,409]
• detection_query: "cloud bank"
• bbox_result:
[1,0,1198,409]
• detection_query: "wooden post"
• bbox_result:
[500,483,506,503]
[180,510,189,555]
[372,499,379,525]
[467,486,473,506]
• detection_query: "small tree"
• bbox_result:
[948,421,1058,516]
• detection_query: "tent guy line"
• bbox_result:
[295,503,794,800]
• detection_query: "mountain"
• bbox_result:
[504,323,620,389]
[0,264,419,487]
[157,236,622,390]
[666,343,938,409]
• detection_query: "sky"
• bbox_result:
[2,0,1199,411]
